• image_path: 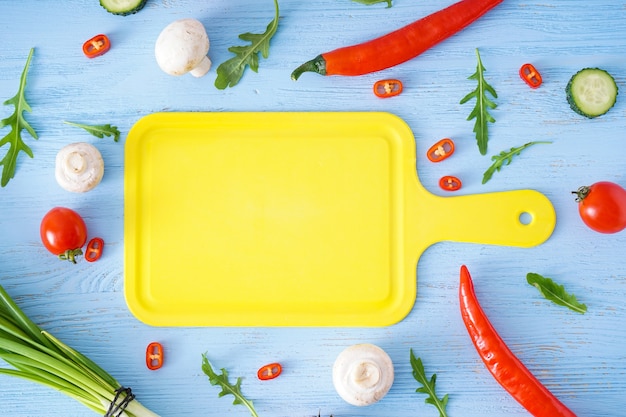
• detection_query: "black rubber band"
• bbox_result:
[104,387,135,417]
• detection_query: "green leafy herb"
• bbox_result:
[64,121,121,142]
[410,349,449,417]
[201,354,259,417]
[482,141,551,184]
[351,0,392,7]
[527,273,587,314]
[215,0,280,89]
[0,48,37,187]
[460,48,497,155]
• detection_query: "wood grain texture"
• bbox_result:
[1,0,625,416]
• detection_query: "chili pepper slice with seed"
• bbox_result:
[373,79,403,98]
[257,363,282,380]
[84,237,104,262]
[146,342,164,370]
[439,175,461,191]
[459,265,577,417]
[519,63,542,88]
[83,34,111,58]
[427,138,455,162]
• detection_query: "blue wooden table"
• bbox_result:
[1,1,625,416]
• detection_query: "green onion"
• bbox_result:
[0,284,161,417]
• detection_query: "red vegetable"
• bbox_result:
[427,138,455,163]
[40,207,88,263]
[257,363,282,380]
[439,175,461,191]
[146,342,164,370]
[85,237,105,262]
[573,181,626,234]
[519,63,542,88]
[373,79,403,98]
[83,34,111,58]
[291,0,503,79]
[459,265,577,417]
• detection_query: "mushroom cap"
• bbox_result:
[332,343,394,406]
[55,142,104,193]
[155,18,210,76]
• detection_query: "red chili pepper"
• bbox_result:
[291,0,503,79]
[83,34,111,58]
[427,138,455,163]
[84,237,104,262]
[439,175,461,191]
[519,63,542,88]
[459,265,577,417]
[146,342,164,370]
[373,79,403,98]
[257,363,282,380]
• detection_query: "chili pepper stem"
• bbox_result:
[291,55,326,80]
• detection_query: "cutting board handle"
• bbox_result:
[418,189,556,248]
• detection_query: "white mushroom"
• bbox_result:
[155,18,211,77]
[332,343,394,406]
[55,142,104,193]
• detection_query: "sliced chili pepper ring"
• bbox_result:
[257,362,282,380]
[83,34,111,58]
[439,175,462,191]
[85,237,104,263]
[519,63,542,88]
[373,79,403,98]
[146,342,164,370]
[427,138,455,163]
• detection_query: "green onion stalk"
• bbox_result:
[0,284,161,417]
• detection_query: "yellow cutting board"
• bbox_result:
[124,112,555,327]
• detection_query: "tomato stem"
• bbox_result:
[572,185,590,202]
[58,248,83,264]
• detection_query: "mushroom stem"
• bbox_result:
[190,56,212,77]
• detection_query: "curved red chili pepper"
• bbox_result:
[373,79,403,98]
[459,265,577,417]
[427,138,455,163]
[83,34,111,58]
[84,237,104,263]
[292,0,503,79]
[519,63,542,88]
[257,362,282,380]
[439,175,461,191]
[146,342,164,370]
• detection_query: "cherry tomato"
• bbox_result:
[573,181,626,234]
[40,207,88,263]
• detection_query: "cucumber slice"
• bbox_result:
[100,0,147,16]
[566,68,618,118]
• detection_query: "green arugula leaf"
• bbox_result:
[64,121,120,142]
[351,0,392,7]
[0,48,37,187]
[215,0,280,89]
[482,141,551,184]
[460,48,497,155]
[201,354,259,417]
[527,273,587,314]
[410,349,449,417]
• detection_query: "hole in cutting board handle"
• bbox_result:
[519,212,533,225]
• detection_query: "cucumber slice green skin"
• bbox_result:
[566,68,618,118]
[100,0,147,16]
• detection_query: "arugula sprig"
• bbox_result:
[0,48,37,187]
[64,121,121,142]
[215,0,280,89]
[410,349,449,417]
[201,354,259,417]
[482,141,551,184]
[527,273,587,314]
[460,48,497,155]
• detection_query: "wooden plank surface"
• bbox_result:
[1,0,625,416]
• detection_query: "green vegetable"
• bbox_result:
[99,0,147,15]
[351,0,392,6]
[0,284,160,417]
[410,349,449,417]
[215,0,280,89]
[482,141,551,184]
[64,121,121,142]
[566,67,618,118]
[460,48,497,155]
[0,48,37,187]
[201,354,259,417]
[527,273,587,314]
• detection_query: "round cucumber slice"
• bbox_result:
[100,0,147,16]
[566,68,618,118]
